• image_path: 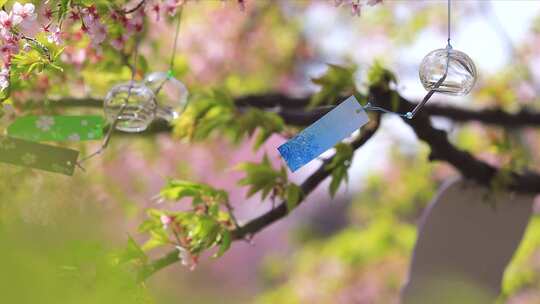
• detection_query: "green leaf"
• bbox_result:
[285,184,302,212]
[329,166,347,197]
[58,0,71,22]
[173,89,236,140]
[236,109,285,150]
[214,230,232,258]
[141,230,170,251]
[138,218,161,233]
[325,143,354,197]
[310,64,357,107]
[367,61,397,87]
[116,236,148,265]
[159,180,228,207]
[237,155,286,200]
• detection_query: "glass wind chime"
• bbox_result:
[279,0,477,172]
[103,15,188,135]
[81,11,188,166]
[1,9,189,175]
[414,0,477,118]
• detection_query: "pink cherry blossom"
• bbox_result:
[44,7,53,20]
[0,32,19,65]
[46,25,62,45]
[150,2,161,21]
[125,11,144,34]
[0,10,22,32]
[367,0,383,5]
[160,215,173,229]
[164,0,182,16]
[12,2,36,22]
[176,246,198,271]
[0,68,9,91]
[238,0,246,11]
[61,47,87,68]
[352,2,361,16]
[110,34,127,50]
[335,0,381,16]
[82,12,98,29]
[88,22,107,47]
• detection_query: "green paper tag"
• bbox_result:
[0,136,79,176]
[7,115,105,142]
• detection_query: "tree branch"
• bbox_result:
[48,94,540,128]
[231,115,381,240]
[424,104,540,127]
[140,114,381,280]
[123,0,147,14]
[131,85,540,279]
[368,82,540,194]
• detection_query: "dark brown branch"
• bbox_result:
[424,104,540,127]
[48,94,540,128]
[141,114,381,280]
[235,93,310,109]
[369,83,540,194]
[43,94,540,192]
[232,116,380,239]
[123,0,147,14]
[136,87,540,279]
[227,93,540,128]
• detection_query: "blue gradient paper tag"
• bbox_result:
[278,96,369,172]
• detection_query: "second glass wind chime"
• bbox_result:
[414,0,477,118]
[278,0,478,172]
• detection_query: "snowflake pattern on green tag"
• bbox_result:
[7,115,105,142]
[0,136,79,175]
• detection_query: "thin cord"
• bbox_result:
[364,0,452,120]
[447,0,451,47]
[169,7,183,74]
[76,38,141,168]
[77,8,185,169]
[363,103,410,118]
[155,7,184,96]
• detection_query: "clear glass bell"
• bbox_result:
[103,81,157,133]
[144,72,189,122]
[419,48,477,95]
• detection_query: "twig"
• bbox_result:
[123,0,147,14]
[140,114,382,280]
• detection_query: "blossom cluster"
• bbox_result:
[0,0,187,93]
[160,214,199,270]
[0,2,36,90]
[0,0,381,95]
[335,0,383,16]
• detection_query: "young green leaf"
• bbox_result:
[325,143,354,197]
[237,155,287,200]
[214,230,232,258]
[116,236,148,265]
[160,180,228,206]
[141,229,170,251]
[310,64,357,107]
[285,184,303,212]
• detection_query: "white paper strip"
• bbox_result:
[278,96,369,172]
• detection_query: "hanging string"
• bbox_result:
[447,0,452,47]
[155,6,184,96]
[363,102,411,118]
[76,37,142,169]
[76,7,185,170]
[364,0,452,120]
[169,7,183,76]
